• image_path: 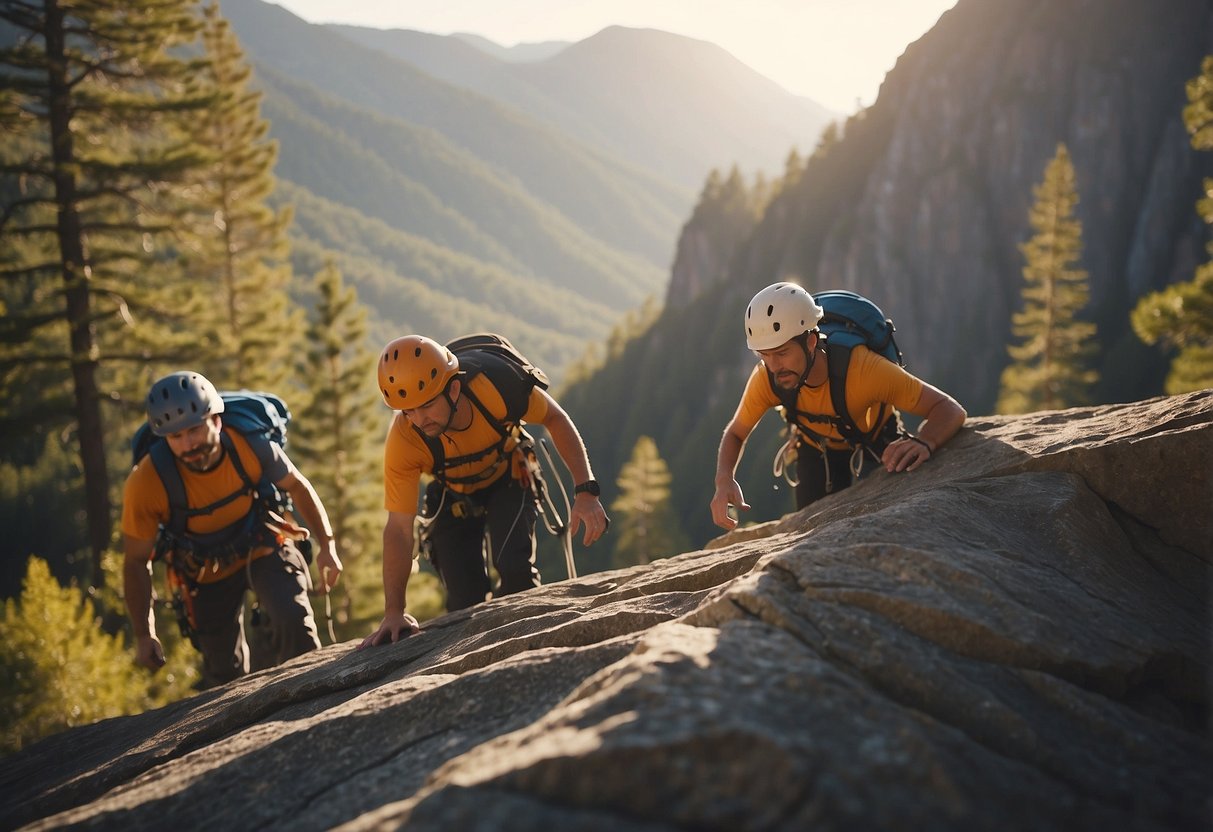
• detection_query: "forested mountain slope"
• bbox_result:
[220,1,713,382]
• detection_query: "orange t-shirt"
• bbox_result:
[732,345,924,451]
[384,374,549,515]
[122,430,289,582]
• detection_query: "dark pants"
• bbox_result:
[794,415,904,509]
[422,476,540,612]
[189,541,319,688]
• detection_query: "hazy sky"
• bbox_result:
[270,0,959,113]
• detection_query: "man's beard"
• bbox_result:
[772,370,800,390]
[179,440,220,472]
[415,422,444,438]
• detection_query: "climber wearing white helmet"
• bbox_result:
[711,281,967,530]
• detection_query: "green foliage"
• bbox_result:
[0,0,219,578]
[255,67,665,312]
[280,182,611,382]
[1131,265,1213,395]
[997,143,1098,413]
[0,435,88,599]
[609,436,690,568]
[1131,55,1213,393]
[1185,56,1213,156]
[560,296,661,390]
[0,556,197,755]
[181,3,303,393]
[290,261,390,639]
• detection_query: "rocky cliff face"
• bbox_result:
[814,0,1213,410]
[665,0,1212,414]
[3,390,1209,830]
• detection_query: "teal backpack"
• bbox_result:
[769,290,906,455]
[130,391,293,563]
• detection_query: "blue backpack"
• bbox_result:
[130,391,292,559]
[768,290,906,454]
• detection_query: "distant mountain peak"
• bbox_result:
[451,31,570,63]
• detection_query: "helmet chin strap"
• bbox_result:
[437,378,461,433]
[795,332,819,389]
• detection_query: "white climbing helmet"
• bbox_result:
[744,282,824,350]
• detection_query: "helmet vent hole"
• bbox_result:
[388,375,395,383]
[398,389,406,399]
[418,381,425,391]
[430,368,437,379]
[414,347,422,358]
[773,322,781,332]
[766,304,774,317]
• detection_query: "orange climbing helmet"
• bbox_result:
[378,335,459,410]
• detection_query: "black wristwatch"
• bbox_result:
[574,479,600,497]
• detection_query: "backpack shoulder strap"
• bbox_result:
[150,431,259,536]
[459,351,534,425]
[407,362,489,476]
[227,426,278,485]
[764,345,880,451]
[221,429,259,491]
[410,371,519,485]
[825,346,853,437]
[826,344,889,452]
[414,425,445,473]
[149,441,188,536]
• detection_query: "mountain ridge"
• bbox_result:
[327,20,837,188]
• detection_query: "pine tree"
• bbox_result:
[783,147,805,189]
[0,0,215,583]
[290,261,389,639]
[183,2,301,392]
[813,121,842,160]
[609,436,689,568]
[1131,55,1213,393]
[997,143,1098,413]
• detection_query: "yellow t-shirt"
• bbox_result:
[122,430,288,582]
[384,374,549,514]
[733,345,924,451]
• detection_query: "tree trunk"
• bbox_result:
[45,0,112,586]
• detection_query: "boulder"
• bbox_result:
[2,391,1209,831]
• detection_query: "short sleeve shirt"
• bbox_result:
[384,374,549,514]
[732,345,924,450]
[122,430,290,581]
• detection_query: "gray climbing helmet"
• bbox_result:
[146,371,225,436]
